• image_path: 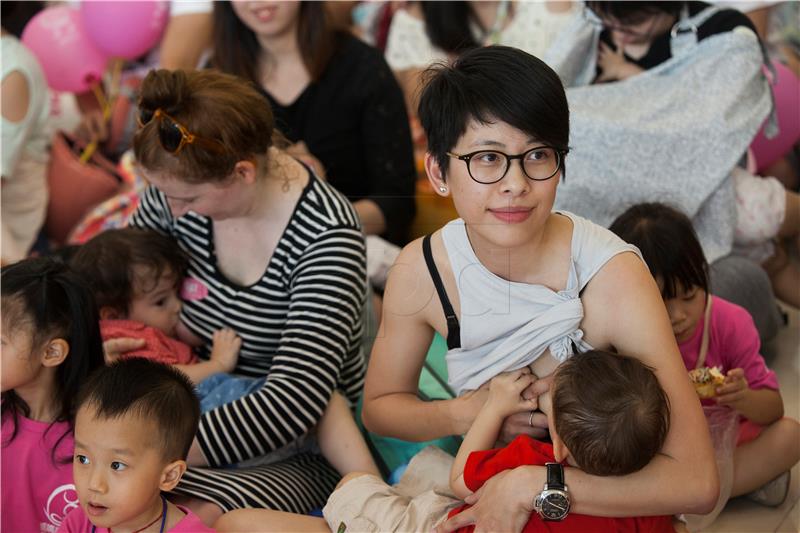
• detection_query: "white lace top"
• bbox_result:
[385,2,579,71]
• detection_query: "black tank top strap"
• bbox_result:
[422,234,461,350]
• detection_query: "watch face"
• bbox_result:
[541,491,570,520]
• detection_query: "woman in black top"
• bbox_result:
[586,1,755,82]
[211,1,416,246]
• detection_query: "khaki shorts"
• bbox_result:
[323,446,462,532]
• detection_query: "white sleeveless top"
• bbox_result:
[1,36,51,262]
[441,211,642,395]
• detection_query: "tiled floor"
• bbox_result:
[701,306,800,533]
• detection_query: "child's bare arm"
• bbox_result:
[175,329,241,385]
[450,369,537,499]
[716,368,784,424]
[317,390,380,477]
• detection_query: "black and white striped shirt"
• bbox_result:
[130,174,367,467]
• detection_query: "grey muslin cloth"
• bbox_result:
[545,6,772,262]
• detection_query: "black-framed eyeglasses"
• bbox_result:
[137,107,225,155]
[582,6,663,38]
[446,146,567,184]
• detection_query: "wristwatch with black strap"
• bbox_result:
[533,462,570,521]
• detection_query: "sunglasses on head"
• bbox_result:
[137,108,225,155]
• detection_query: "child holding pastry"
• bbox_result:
[611,203,799,507]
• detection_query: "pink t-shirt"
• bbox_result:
[1,414,77,533]
[100,319,196,366]
[57,504,215,533]
[678,295,778,391]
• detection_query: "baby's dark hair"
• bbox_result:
[418,45,569,181]
[76,358,199,461]
[71,228,188,316]
[609,203,709,299]
[1,257,105,453]
[552,350,670,476]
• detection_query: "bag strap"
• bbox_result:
[695,295,714,370]
[669,4,721,58]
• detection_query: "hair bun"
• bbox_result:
[139,69,190,113]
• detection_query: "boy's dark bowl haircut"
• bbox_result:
[76,358,200,461]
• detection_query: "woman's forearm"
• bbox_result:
[510,452,718,517]
[354,199,387,236]
[362,392,468,441]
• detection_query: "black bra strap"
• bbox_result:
[422,234,461,350]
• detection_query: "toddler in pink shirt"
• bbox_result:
[611,202,800,509]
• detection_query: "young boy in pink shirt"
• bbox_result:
[59,358,214,533]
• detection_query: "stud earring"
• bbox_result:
[439,186,447,193]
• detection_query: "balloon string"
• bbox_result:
[80,58,123,163]
[91,81,111,122]
[79,79,108,163]
[107,58,124,118]
[79,140,98,164]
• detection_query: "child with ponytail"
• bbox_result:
[610,203,800,509]
[1,257,105,533]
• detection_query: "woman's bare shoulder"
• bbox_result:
[383,232,447,322]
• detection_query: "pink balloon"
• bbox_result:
[80,1,169,60]
[21,6,108,93]
[750,62,800,172]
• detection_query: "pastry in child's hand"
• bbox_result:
[688,366,726,399]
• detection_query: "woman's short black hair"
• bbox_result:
[609,202,709,299]
[417,45,569,180]
[586,1,684,25]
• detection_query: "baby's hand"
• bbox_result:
[209,329,242,373]
[486,368,538,418]
[596,41,643,82]
[715,368,749,408]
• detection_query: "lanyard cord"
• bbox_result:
[91,495,168,533]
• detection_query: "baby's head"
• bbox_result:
[73,358,199,530]
[546,350,670,476]
[71,228,188,337]
[609,203,710,342]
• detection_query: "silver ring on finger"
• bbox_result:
[529,410,535,427]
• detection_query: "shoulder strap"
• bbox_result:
[422,234,461,350]
[695,295,714,369]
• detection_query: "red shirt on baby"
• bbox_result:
[100,320,196,366]
[448,436,675,533]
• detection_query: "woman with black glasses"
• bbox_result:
[124,68,373,522]
[360,45,718,532]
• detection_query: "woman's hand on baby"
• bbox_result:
[437,467,534,533]
[715,368,749,408]
[596,41,643,82]
[486,368,538,418]
[209,328,242,373]
[103,337,146,364]
[497,411,549,445]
